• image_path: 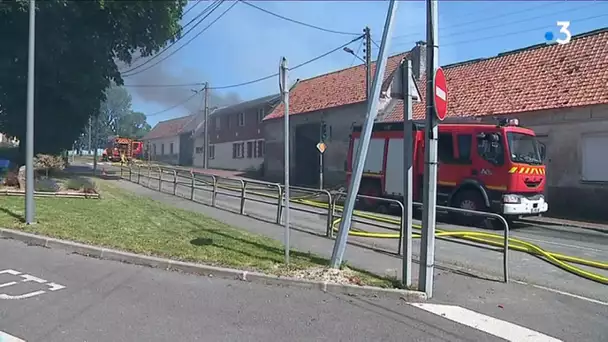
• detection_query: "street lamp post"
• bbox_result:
[25,0,36,225]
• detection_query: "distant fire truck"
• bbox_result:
[347,118,548,226]
[102,136,143,163]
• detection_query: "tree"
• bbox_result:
[118,111,152,139]
[0,0,187,156]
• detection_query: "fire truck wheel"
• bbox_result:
[451,190,492,228]
[358,180,383,212]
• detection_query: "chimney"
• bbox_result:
[410,41,427,80]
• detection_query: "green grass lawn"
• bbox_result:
[0,179,396,287]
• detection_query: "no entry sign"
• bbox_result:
[434,67,447,121]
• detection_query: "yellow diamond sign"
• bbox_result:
[316,142,326,154]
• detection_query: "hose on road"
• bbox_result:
[132,167,608,285]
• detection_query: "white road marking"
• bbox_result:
[513,280,608,306]
[435,86,446,101]
[0,269,66,300]
[0,270,21,276]
[0,331,26,342]
[410,303,562,342]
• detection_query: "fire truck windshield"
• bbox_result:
[506,132,542,165]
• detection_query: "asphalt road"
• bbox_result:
[0,239,507,342]
[109,165,608,300]
[1,238,606,342]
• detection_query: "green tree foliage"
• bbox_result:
[0,0,187,155]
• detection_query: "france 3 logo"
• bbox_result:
[545,21,571,45]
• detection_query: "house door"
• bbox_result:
[294,123,320,187]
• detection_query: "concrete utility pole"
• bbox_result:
[24,0,36,225]
[88,117,92,152]
[401,59,414,288]
[330,0,398,268]
[203,82,209,169]
[419,0,440,298]
[279,57,291,265]
[364,26,372,100]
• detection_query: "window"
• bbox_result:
[215,117,221,130]
[161,144,165,155]
[232,142,244,159]
[581,134,608,182]
[170,143,174,155]
[456,134,473,164]
[476,132,505,166]
[238,112,245,127]
[506,132,542,165]
[227,115,232,129]
[256,140,265,158]
[247,141,253,158]
[195,147,204,154]
[153,144,157,155]
[209,145,215,159]
[437,133,456,163]
[257,108,265,123]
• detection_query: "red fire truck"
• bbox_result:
[347,118,548,225]
[102,137,144,162]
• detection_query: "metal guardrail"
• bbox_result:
[119,164,510,283]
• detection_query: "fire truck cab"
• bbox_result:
[347,118,548,224]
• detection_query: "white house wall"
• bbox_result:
[146,136,180,164]
[208,140,264,171]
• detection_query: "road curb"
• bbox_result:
[0,227,427,301]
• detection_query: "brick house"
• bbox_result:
[262,27,608,221]
[263,42,426,187]
[142,115,195,165]
[193,94,281,172]
[377,28,608,220]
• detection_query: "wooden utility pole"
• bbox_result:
[364,26,372,100]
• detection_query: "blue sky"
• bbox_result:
[121,0,608,126]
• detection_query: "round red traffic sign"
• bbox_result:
[434,67,448,121]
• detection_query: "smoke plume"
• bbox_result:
[116,57,242,117]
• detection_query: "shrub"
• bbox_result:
[35,178,60,192]
[64,177,97,193]
[34,154,65,177]
[2,170,19,187]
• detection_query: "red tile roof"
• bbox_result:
[265,52,409,120]
[381,28,608,122]
[143,115,195,140]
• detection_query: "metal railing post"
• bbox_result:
[120,166,123,178]
[397,201,405,256]
[330,195,339,238]
[190,171,195,200]
[240,180,246,215]
[211,175,218,207]
[325,191,333,238]
[137,165,141,184]
[501,216,510,283]
[158,167,162,191]
[173,170,177,196]
[276,185,283,224]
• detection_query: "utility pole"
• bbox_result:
[330,0,398,268]
[419,0,440,298]
[92,115,98,173]
[203,82,209,169]
[88,117,92,152]
[401,59,414,288]
[279,57,290,265]
[24,0,36,225]
[364,26,372,100]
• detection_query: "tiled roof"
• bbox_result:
[143,115,195,140]
[380,28,608,122]
[265,52,409,120]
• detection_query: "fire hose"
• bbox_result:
[138,167,608,285]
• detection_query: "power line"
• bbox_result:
[389,1,600,48]
[209,34,364,90]
[146,91,202,117]
[442,12,608,47]
[390,1,559,41]
[144,35,363,116]
[124,82,205,88]
[121,0,215,68]
[123,1,237,78]
[121,0,224,75]
[240,1,359,36]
